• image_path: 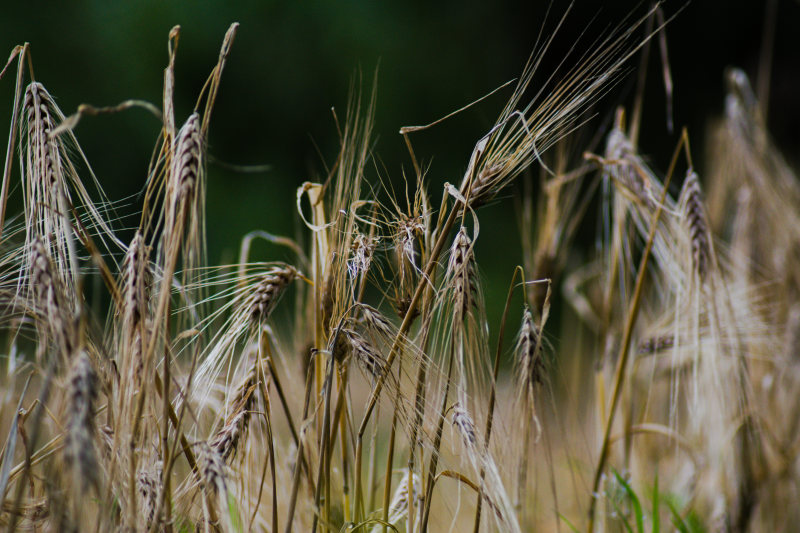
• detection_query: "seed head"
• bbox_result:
[637,334,675,355]
[340,328,386,380]
[451,403,478,449]
[348,231,378,279]
[64,351,100,493]
[516,306,545,390]
[172,113,202,200]
[386,470,421,526]
[209,361,258,461]
[122,232,151,328]
[447,227,477,320]
[197,442,228,495]
[680,170,711,281]
[248,265,297,322]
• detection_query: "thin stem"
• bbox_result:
[587,128,684,532]
[161,313,172,533]
[262,335,314,489]
[473,266,524,533]
[6,358,55,533]
[257,332,279,533]
[284,351,316,533]
[406,253,441,533]
[311,332,340,533]
[354,201,460,522]
[338,366,352,524]
[420,326,457,533]
[0,44,26,240]
[381,353,403,533]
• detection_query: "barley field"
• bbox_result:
[0,3,798,532]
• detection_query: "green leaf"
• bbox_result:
[228,492,244,533]
[652,472,660,533]
[558,513,581,533]
[666,499,691,533]
[614,470,644,533]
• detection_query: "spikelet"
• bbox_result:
[466,163,504,209]
[247,265,297,323]
[209,359,258,461]
[63,351,100,493]
[120,231,151,384]
[192,264,297,406]
[637,334,675,355]
[136,467,161,529]
[450,401,521,533]
[393,214,424,318]
[30,236,59,322]
[347,230,378,280]
[197,442,228,495]
[163,112,204,274]
[357,303,395,341]
[21,83,73,284]
[20,81,121,289]
[30,236,74,364]
[679,170,712,282]
[122,232,150,328]
[603,127,655,208]
[23,83,61,207]
[447,227,477,321]
[451,402,478,449]
[197,441,238,533]
[454,6,660,211]
[724,68,764,148]
[370,470,421,533]
[513,304,546,452]
[515,306,545,394]
[173,113,201,199]
[343,328,386,380]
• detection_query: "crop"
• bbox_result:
[0,5,797,533]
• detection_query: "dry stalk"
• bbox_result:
[587,128,686,532]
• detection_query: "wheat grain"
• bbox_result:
[136,467,161,529]
[172,113,201,201]
[30,236,75,363]
[63,351,100,493]
[248,265,297,323]
[209,359,258,461]
[121,231,151,385]
[515,306,545,393]
[344,328,386,380]
[447,227,477,321]
[680,170,712,281]
[637,334,675,354]
[197,442,228,496]
[451,402,478,449]
[1,9,795,533]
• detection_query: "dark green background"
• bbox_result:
[1,1,798,337]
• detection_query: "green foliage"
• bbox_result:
[603,470,706,533]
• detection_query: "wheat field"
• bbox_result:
[0,4,798,533]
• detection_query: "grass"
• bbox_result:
[0,4,797,532]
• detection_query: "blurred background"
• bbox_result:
[1,0,798,333]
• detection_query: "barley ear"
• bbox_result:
[64,351,101,495]
[680,170,712,281]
